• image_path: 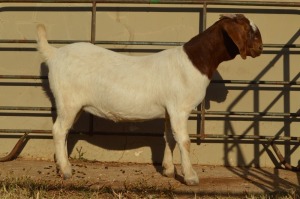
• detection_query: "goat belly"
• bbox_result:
[83,104,165,122]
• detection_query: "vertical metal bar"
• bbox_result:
[89,0,97,135]
[200,2,207,141]
[91,0,96,44]
[283,48,291,164]
[202,2,207,33]
[196,105,202,144]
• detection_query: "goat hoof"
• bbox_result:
[184,176,199,186]
[61,170,72,179]
[60,165,72,179]
[162,165,176,178]
[163,169,175,178]
[62,173,72,180]
[57,169,72,179]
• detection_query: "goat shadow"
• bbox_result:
[40,63,228,171]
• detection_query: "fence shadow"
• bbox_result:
[219,28,300,190]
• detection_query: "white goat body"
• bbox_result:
[44,41,210,122]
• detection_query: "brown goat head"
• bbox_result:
[220,14,263,59]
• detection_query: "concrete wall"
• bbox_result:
[0,1,300,168]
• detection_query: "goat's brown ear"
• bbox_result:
[222,21,247,59]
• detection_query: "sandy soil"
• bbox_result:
[0,159,299,198]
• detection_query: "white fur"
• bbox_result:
[250,20,258,32]
[37,24,210,185]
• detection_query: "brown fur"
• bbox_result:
[183,140,191,153]
[183,14,263,79]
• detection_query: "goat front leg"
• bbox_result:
[162,113,176,178]
[169,111,199,186]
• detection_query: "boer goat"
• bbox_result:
[37,14,262,185]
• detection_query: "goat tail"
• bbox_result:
[36,24,56,60]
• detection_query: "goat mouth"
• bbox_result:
[250,49,262,58]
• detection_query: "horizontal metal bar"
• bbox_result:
[0,0,299,7]
[0,75,48,80]
[211,80,300,85]
[263,44,300,48]
[0,106,53,111]
[1,75,300,86]
[190,134,300,142]
[1,129,299,142]
[0,40,184,46]
[95,41,184,46]
[191,110,300,117]
[0,40,299,49]
[0,129,164,137]
[0,129,52,134]
[1,106,300,118]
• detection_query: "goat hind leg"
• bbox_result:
[53,109,79,179]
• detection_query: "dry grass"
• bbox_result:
[0,176,299,199]
[0,176,176,199]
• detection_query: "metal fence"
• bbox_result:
[0,0,299,170]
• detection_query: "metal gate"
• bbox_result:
[0,0,299,170]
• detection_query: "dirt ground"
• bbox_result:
[0,159,300,198]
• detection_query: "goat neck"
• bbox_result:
[183,22,239,79]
